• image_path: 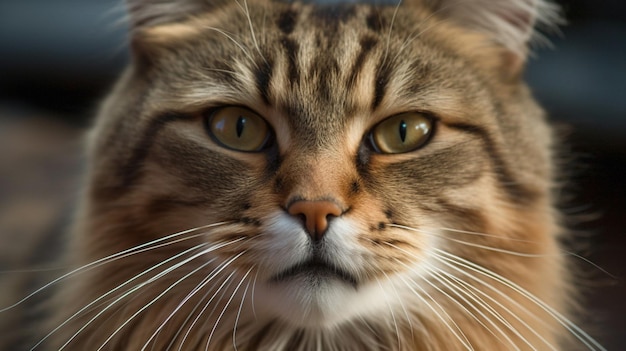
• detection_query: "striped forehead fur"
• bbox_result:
[127,0,563,56]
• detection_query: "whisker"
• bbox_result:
[381,270,414,342]
[250,269,259,321]
[437,226,615,278]
[57,246,213,351]
[428,257,558,350]
[437,226,536,243]
[235,0,267,66]
[374,277,402,349]
[206,267,253,350]
[381,0,402,67]
[177,270,239,351]
[202,26,256,68]
[64,258,207,351]
[2,222,231,313]
[376,241,517,349]
[33,239,244,350]
[33,242,211,351]
[95,249,248,351]
[163,252,250,351]
[422,264,529,351]
[362,238,414,340]
[233,268,254,351]
[434,249,606,351]
[55,240,239,351]
[383,241,569,350]
[390,223,550,257]
[139,246,251,351]
[396,274,474,350]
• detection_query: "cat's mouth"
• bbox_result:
[270,258,358,288]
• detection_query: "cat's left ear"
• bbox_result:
[418,0,563,75]
[126,0,223,28]
[125,0,227,69]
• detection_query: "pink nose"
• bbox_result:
[287,200,343,241]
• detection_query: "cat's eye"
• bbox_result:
[369,112,434,154]
[205,107,271,152]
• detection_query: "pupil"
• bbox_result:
[399,120,407,142]
[236,116,246,138]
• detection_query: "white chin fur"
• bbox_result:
[255,275,396,328]
[253,213,406,328]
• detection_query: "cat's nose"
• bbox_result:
[287,200,343,241]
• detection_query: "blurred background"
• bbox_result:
[0,0,624,348]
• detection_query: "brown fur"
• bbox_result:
[6,0,602,350]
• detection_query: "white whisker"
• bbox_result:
[250,269,259,321]
[3,222,230,314]
[177,270,238,351]
[98,249,247,351]
[364,238,414,340]
[380,242,516,349]
[139,247,251,350]
[374,277,401,348]
[91,258,214,351]
[381,0,402,67]
[429,258,558,350]
[236,0,267,66]
[390,223,547,257]
[382,269,414,342]
[437,226,615,276]
[434,249,606,350]
[58,241,241,351]
[233,268,254,351]
[202,26,256,67]
[422,264,526,350]
[33,242,210,350]
[396,274,474,350]
[206,267,253,350]
[384,241,563,350]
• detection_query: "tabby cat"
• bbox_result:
[5,0,607,349]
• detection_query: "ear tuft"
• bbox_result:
[422,0,564,57]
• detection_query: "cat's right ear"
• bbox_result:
[413,0,562,79]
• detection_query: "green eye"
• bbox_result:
[370,112,434,154]
[206,107,271,152]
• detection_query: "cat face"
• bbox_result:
[45,0,601,350]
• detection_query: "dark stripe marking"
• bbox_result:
[248,321,277,347]
[278,7,299,35]
[447,122,539,204]
[347,35,378,89]
[311,4,357,24]
[372,59,392,110]
[313,54,340,102]
[434,198,487,232]
[366,8,385,32]
[119,112,193,190]
[281,37,300,84]
[255,57,274,105]
[285,329,306,350]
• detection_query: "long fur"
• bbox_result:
[1,1,605,350]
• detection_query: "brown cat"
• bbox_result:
[4,0,606,349]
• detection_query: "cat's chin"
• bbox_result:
[254,275,392,328]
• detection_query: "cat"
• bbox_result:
[3,0,606,349]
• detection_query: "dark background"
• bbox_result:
[0,0,624,348]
